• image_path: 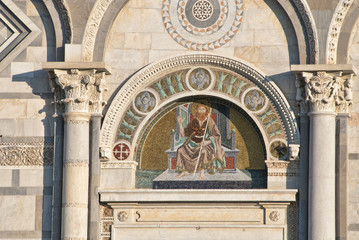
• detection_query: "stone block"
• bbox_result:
[212,47,235,56]
[0,169,12,187]
[234,46,262,64]
[0,118,16,136]
[151,33,183,50]
[148,50,184,63]
[107,49,149,70]
[65,44,82,62]
[101,162,137,190]
[27,0,39,16]
[0,195,36,231]
[230,30,254,47]
[259,46,290,63]
[112,225,285,240]
[126,0,162,8]
[245,8,280,30]
[26,98,52,118]
[0,99,27,118]
[116,8,163,33]
[11,62,35,78]
[124,33,152,49]
[108,33,125,49]
[15,118,47,137]
[19,167,53,187]
[254,29,286,46]
[27,46,45,62]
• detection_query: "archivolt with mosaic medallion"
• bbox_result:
[100,54,299,164]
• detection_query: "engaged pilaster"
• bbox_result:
[44,63,109,240]
[292,65,356,240]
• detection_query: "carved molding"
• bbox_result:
[54,0,72,43]
[63,163,89,168]
[64,119,89,124]
[296,71,353,112]
[268,172,299,176]
[82,0,112,62]
[101,161,138,169]
[62,238,87,240]
[62,203,88,208]
[326,0,354,64]
[49,69,107,114]
[266,161,290,169]
[100,54,300,155]
[100,204,114,239]
[292,0,319,64]
[0,142,53,166]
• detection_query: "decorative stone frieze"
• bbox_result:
[54,0,72,43]
[0,141,53,166]
[326,0,354,64]
[292,65,356,113]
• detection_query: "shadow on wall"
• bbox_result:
[263,0,300,65]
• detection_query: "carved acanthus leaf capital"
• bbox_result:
[294,69,355,113]
[48,68,108,113]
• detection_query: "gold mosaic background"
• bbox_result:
[140,104,265,170]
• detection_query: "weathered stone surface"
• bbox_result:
[0,195,36,231]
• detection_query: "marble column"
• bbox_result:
[293,66,355,240]
[46,65,108,240]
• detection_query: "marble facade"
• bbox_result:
[1,0,359,240]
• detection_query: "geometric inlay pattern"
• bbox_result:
[162,0,243,51]
[0,19,14,46]
[0,0,40,71]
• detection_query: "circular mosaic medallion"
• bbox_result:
[244,89,266,112]
[186,67,214,91]
[270,141,287,159]
[162,0,243,50]
[133,90,157,114]
[113,142,131,161]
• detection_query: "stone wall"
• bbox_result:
[0,0,57,239]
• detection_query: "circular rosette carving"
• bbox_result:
[269,140,287,159]
[269,211,280,222]
[186,67,214,91]
[117,211,129,222]
[162,0,243,50]
[113,141,131,161]
[133,89,158,115]
[243,88,267,113]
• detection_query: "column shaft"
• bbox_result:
[308,112,336,240]
[88,114,102,239]
[61,112,91,240]
[298,114,309,240]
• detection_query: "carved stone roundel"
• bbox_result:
[162,0,243,50]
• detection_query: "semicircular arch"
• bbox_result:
[100,54,299,162]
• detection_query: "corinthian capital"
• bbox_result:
[291,65,356,113]
[43,63,110,114]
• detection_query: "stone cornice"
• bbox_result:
[100,189,298,203]
[291,64,356,113]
